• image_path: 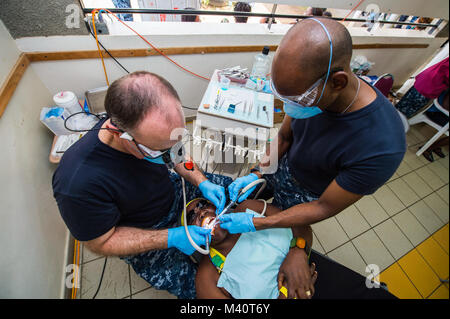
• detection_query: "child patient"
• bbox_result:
[185,198,317,299]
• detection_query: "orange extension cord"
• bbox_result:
[91,0,367,86]
[71,239,80,299]
[91,8,210,86]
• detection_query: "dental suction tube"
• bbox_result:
[182,178,267,255]
[182,177,210,255]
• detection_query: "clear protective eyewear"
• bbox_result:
[120,128,191,161]
[270,78,323,107]
[270,67,343,108]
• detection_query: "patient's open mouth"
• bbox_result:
[201,216,217,235]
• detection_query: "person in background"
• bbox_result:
[112,0,133,21]
[416,17,433,30]
[305,7,324,17]
[323,11,333,18]
[181,7,200,22]
[395,57,449,118]
[234,2,251,23]
[260,17,277,24]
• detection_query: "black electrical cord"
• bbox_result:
[83,19,131,74]
[92,257,108,299]
[182,105,198,110]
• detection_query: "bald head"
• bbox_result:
[105,71,182,132]
[272,18,353,95]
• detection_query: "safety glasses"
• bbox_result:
[270,67,343,108]
[119,128,191,159]
[270,77,323,107]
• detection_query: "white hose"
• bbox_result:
[182,177,267,255]
[182,177,210,255]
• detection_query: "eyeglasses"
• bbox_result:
[270,67,344,107]
[119,128,191,160]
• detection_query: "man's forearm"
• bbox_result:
[253,200,332,230]
[91,227,168,257]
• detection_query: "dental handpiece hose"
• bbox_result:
[182,177,210,255]
[213,178,267,227]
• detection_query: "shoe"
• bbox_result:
[421,147,434,162]
[433,147,446,158]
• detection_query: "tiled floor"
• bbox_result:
[75,122,449,299]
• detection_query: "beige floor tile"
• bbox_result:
[352,230,395,271]
[354,195,390,226]
[81,244,103,264]
[416,165,445,191]
[396,161,413,177]
[374,219,414,260]
[392,209,430,246]
[327,242,368,276]
[408,200,444,234]
[335,205,370,239]
[311,217,349,253]
[312,232,325,255]
[438,156,449,169]
[436,185,449,204]
[428,161,449,184]
[80,257,130,299]
[423,193,449,224]
[388,172,399,183]
[403,149,427,171]
[408,125,428,144]
[129,265,151,294]
[372,185,405,217]
[405,131,420,147]
[401,172,433,199]
[387,178,420,207]
[132,287,177,299]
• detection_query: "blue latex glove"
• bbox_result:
[228,173,258,203]
[199,180,226,215]
[168,226,211,255]
[218,213,256,234]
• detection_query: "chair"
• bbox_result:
[408,94,449,156]
[373,74,410,133]
[373,73,394,98]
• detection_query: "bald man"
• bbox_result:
[223,18,406,298]
[53,71,232,299]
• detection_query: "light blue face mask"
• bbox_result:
[283,102,323,119]
[283,18,334,120]
[143,155,166,165]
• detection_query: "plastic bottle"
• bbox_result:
[250,46,271,81]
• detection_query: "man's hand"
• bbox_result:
[199,180,226,215]
[228,173,259,203]
[278,248,318,299]
[218,213,256,234]
[167,226,211,255]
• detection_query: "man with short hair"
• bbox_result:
[52,71,231,298]
[233,2,251,23]
[181,7,200,22]
[222,18,406,298]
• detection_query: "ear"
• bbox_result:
[330,72,350,91]
[105,120,122,136]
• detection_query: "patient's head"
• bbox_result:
[185,198,228,244]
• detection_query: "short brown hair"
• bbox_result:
[104,71,180,131]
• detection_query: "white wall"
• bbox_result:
[0,20,69,298]
[15,22,446,113]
